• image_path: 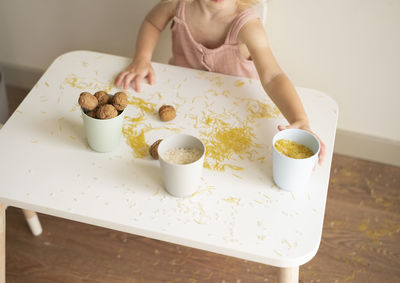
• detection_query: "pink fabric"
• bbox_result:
[169,1,261,79]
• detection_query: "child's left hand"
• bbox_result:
[278,122,326,166]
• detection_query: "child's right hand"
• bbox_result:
[114,57,155,92]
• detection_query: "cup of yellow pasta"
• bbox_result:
[272,129,320,192]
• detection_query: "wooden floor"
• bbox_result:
[3,86,400,282]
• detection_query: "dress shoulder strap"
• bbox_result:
[226,8,262,44]
[174,0,186,19]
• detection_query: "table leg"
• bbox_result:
[0,204,5,283]
[22,210,42,236]
[278,266,299,283]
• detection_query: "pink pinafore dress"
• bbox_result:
[169,1,261,79]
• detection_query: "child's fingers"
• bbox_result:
[277,123,299,131]
[134,74,145,92]
[317,138,326,166]
[147,67,156,85]
[123,73,136,90]
[115,71,129,87]
[277,124,288,131]
[277,121,303,131]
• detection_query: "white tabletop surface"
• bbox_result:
[0,50,338,268]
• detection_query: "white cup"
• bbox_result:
[81,107,126,153]
[272,129,320,192]
[158,134,206,197]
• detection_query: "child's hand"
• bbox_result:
[278,122,326,166]
[114,57,155,92]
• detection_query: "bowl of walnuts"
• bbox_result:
[79,91,128,153]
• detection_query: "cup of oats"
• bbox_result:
[272,129,320,192]
[158,134,205,197]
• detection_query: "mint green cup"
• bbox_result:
[81,108,126,153]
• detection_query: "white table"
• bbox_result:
[0,50,338,282]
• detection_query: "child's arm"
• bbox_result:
[115,0,178,91]
[238,19,326,164]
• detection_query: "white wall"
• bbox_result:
[0,0,160,69]
[0,0,399,143]
[265,0,400,142]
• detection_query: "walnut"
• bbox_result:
[158,105,176,121]
[149,139,163,160]
[112,92,128,111]
[94,91,110,105]
[86,109,97,118]
[79,92,98,111]
[96,104,118,119]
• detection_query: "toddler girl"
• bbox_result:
[115,0,325,164]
